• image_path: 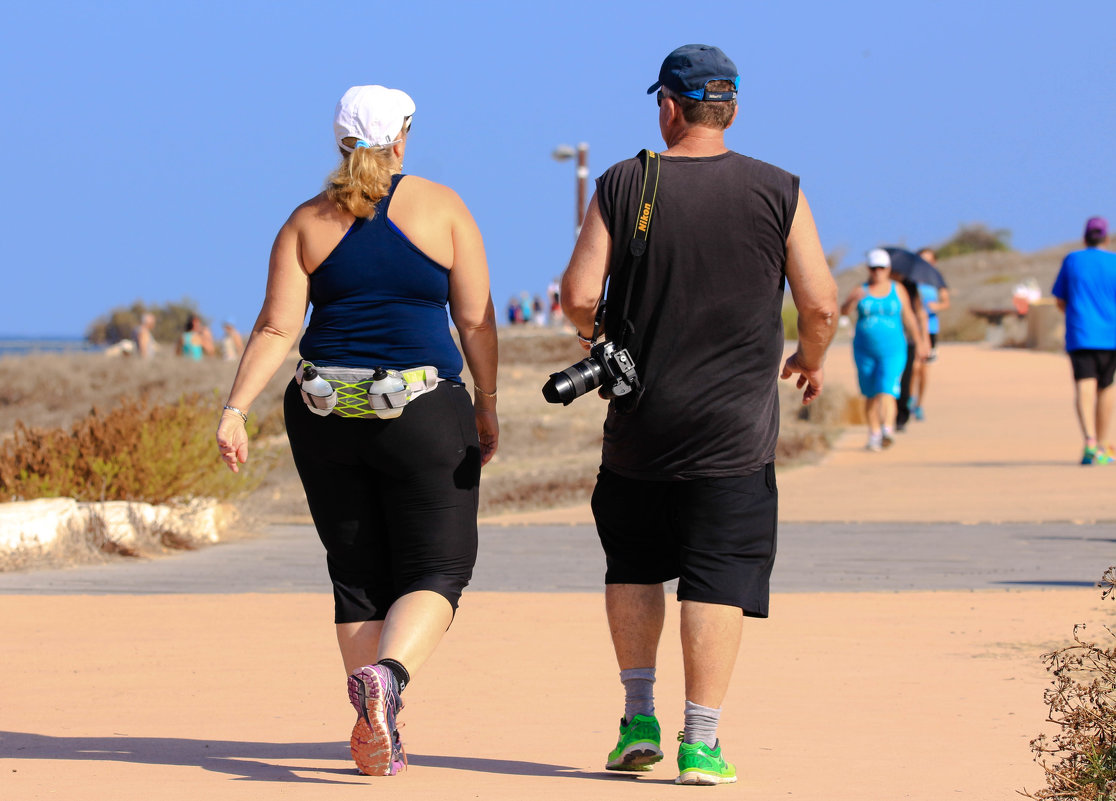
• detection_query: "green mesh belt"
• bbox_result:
[297,361,440,419]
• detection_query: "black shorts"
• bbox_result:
[284,380,481,624]
[591,463,778,618]
[1069,349,1116,389]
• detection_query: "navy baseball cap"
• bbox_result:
[647,44,740,101]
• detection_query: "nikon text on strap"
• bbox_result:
[593,149,660,349]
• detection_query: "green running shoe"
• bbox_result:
[605,715,663,771]
[675,732,737,785]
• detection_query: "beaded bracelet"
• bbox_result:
[473,385,497,399]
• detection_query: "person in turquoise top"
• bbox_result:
[841,249,925,450]
[1051,216,1116,464]
[910,247,950,421]
[176,314,213,360]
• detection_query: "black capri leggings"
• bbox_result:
[284,380,481,623]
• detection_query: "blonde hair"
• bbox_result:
[325,144,399,219]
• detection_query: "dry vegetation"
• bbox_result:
[0,393,267,504]
[1023,567,1116,801]
[3,327,844,547]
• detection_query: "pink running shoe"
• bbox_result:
[347,665,406,776]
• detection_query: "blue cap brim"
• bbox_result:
[646,81,661,95]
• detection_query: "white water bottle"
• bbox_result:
[369,368,406,419]
[300,365,336,416]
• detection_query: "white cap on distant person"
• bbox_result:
[866,248,891,268]
[333,85,415,152]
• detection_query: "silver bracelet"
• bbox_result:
[577,332,594,346]
[222,404,248,423]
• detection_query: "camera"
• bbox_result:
[542,340,641,406]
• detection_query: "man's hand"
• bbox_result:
[780,351,825,405]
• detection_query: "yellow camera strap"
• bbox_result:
[605,149,660,349]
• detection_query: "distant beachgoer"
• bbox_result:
[532,294,546,326]
[840,249,925,450]
[547,279,563,325]
[1051,216,1116,464]
[909,248,950,421]
[134,313,157,358]
[506,295,521,324]
[220,321,244,361]
[177,314,214,360]
[215,84,498,777]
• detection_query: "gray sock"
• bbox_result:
[620,667,656,721]
[683,700,721,748]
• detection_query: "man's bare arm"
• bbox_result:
[560,192,613,346]
[781,190,838,403]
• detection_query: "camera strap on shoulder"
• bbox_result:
[596,149,660,349]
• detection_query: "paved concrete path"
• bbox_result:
[0,520,1111,594]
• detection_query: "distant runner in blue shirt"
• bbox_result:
[1051,216,1116,464]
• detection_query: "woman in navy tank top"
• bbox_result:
[215,85,498,777]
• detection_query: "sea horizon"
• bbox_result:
[0,335,101,357]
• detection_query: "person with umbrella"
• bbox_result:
[881,247,936,430]
[910,247,950,421]
[840,248,926,450]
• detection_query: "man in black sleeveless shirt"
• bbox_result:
[560,44,837,785]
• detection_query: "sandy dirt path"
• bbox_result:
[2,589,1109,800]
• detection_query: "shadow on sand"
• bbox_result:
[0,731,639,783]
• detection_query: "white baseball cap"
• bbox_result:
[333,85,415,152]
[866,248,891,268]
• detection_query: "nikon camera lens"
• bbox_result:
[541,357,605,405]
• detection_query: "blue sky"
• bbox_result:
[2,0,1112,337]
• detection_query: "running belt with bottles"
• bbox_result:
[296,361,441,419]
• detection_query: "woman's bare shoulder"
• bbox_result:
[286,192,346,228]
[398,175,466,209]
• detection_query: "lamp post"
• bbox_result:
[552,142,589,240]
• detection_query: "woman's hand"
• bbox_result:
[475,407,499,466]
[216,411,249,473]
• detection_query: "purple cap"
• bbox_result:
[1085,216,1108,238]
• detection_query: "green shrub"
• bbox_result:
[1024,566,1116,800]
[0,393,268,504]
[85,299,207,345]
[937,223,1012,259]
